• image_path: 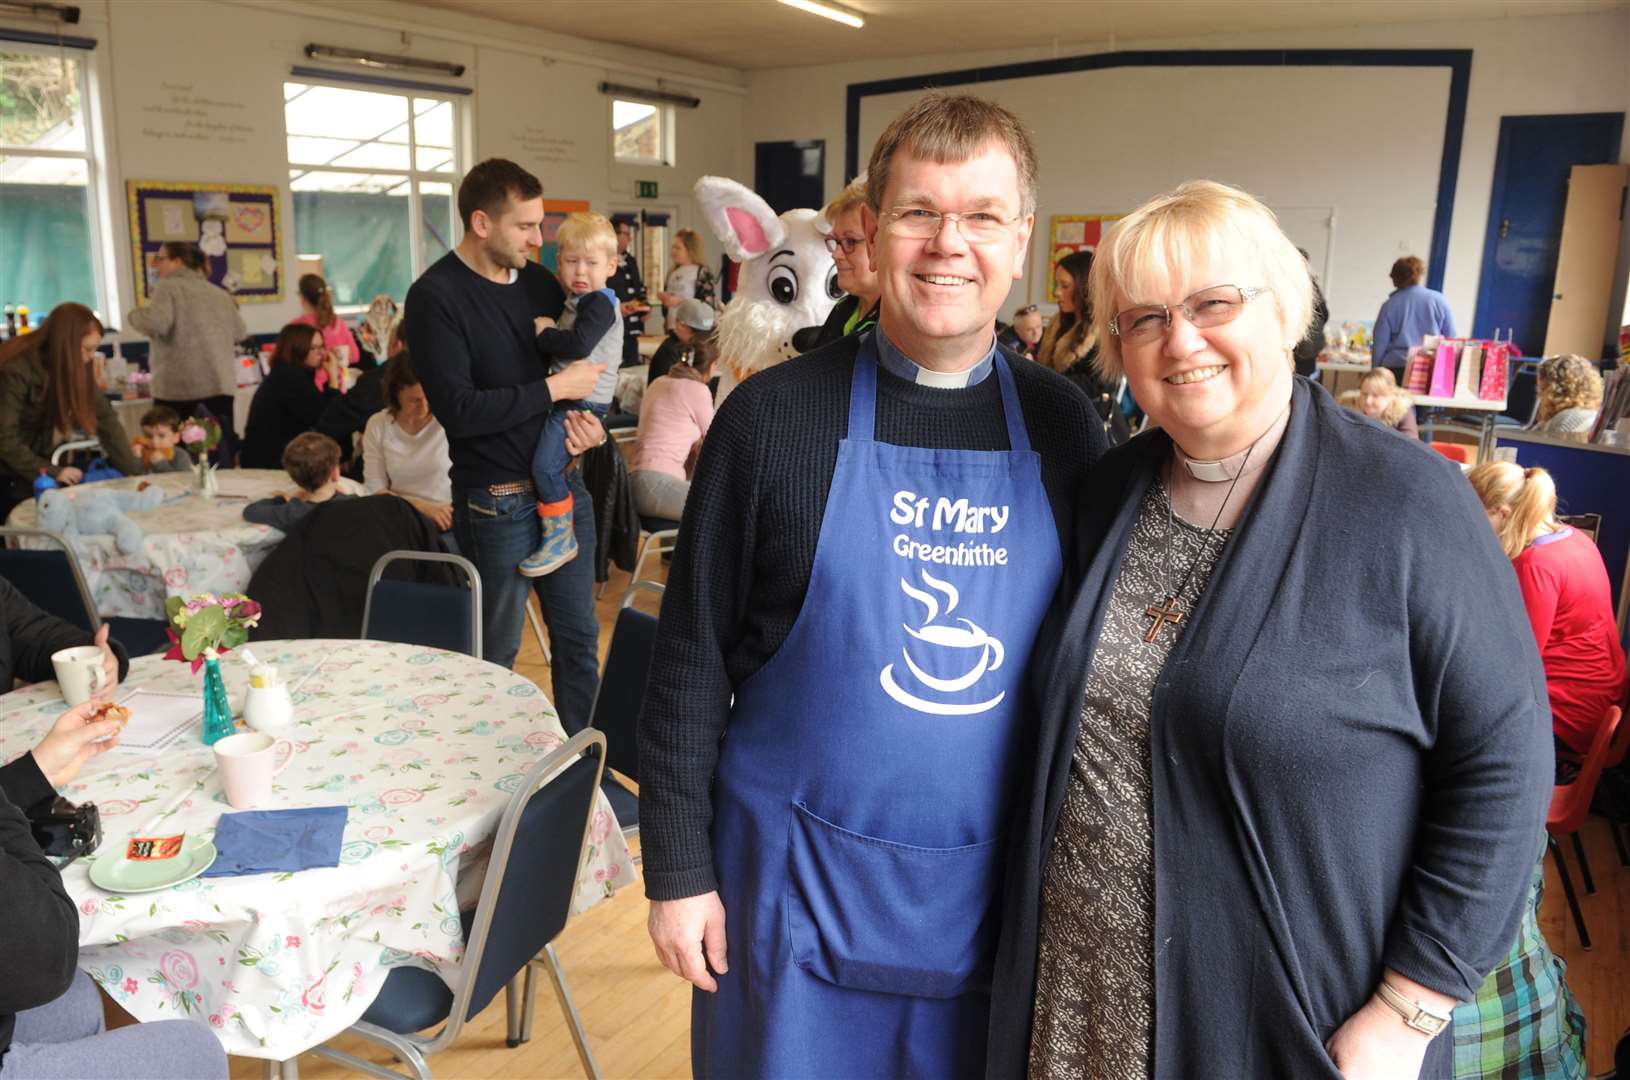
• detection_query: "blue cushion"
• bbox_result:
[106,617,171,657]
[601,775,638,830]
[361,908,472,1034]
[365,579,476,656]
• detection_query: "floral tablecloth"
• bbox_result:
[0,639,635,1060]
[5,470,364,620]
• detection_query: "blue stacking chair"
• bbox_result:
[360,551,483,658]
[586,581,663,835]
[310,728,607,1080]
[0,527,171,656]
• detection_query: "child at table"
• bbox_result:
[522,212,620,578]
[130,405,195,474]
[243,432,357,532]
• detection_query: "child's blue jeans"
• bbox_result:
[531,400,608,504]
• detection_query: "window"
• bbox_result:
[612,98,670,166]
[0,45,104,321]
[284,82,458,306]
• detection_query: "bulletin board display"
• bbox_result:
[1046,215,1121,302]
[533,199,592,272]
[127,181,282,304]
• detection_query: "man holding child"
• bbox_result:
[404,159,607,730]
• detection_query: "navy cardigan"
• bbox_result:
[987,377,1553,1079]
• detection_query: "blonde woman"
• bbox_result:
[1356,367,1418,438]
[802,178,880,351]
[1467,461,1626,759]
[658,227,717,331]
[1532,354,1603,437]
[997,180,1550,1080]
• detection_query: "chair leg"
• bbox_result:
[539,943,602,1079]
[1548,834,1592,950]
[505,971,524,1048]
[1570,830,1596,894]
[1612,820,1630,869]
[526,594,551,664]
[518,961,539,1044]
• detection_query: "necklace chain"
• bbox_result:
[1145,436,1261,644]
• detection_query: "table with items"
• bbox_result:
[0,638,635,1060]
[5,470,364,620]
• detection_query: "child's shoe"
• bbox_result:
[519,499,577,577]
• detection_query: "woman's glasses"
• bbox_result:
[824,236,864,254]
[1109,285,1271,344]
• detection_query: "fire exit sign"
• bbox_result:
[636,180,659,198]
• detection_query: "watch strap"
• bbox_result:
[1375,980,1451,1036]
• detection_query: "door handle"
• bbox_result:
[1499,218,1511,239]
[1553,293,1564,301]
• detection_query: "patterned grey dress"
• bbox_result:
[1028,478,1231,1079]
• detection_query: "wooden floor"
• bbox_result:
[209,560,1630,1077]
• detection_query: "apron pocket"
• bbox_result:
[786,800,1000,999]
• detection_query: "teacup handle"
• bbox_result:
[88,663,104,693]
[272,739,295,774]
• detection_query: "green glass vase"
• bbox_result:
[200,657,235,745]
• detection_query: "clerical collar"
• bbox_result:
[1174,406,1291,483]
[454,249,517,285]
[875,327,995,389]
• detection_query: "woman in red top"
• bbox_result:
[1469,462,1627,758]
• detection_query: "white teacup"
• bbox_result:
[902,619,1005,692]
[213,732,294,809]
[51,645,106,706]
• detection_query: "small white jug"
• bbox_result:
[243,664,294,732]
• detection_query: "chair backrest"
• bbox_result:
[1551,705,1623,832]
[1605,700,1630,771]
[50,439,101,467]
[445,729,606,1041]
[588,581,663,782]
[0,528,100,633]
[361,550,482,658]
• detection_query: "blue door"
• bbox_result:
[1472,113,1623,353]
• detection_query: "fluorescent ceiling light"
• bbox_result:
[777,0,864,30]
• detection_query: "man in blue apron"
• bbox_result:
[639,93,1106,1078]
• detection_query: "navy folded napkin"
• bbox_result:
[201,806,348,877]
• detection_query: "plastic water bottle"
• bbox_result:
[33,467,56,504]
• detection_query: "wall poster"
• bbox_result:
[128,180,282,304]
[1046,214,1121,303]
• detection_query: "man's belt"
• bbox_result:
[486,480,535,497]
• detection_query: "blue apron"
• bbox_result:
[697,336,1063,1078]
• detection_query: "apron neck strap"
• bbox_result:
[848,332,1032,454]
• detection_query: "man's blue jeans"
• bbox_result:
[453,469,599,733]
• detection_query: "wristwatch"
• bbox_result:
[1375,980,1451,1036]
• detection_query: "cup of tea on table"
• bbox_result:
[213,732,293,809]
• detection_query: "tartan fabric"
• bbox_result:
[1451,852,1587,1078]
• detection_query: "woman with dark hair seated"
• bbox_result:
[0,302,142,517]
[631,332,717,521]
[240,323,345,469]
[362,351,454,545]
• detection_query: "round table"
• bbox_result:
[0,639,635,1060]
[5,469,364,620]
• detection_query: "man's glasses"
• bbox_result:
[824,236,864,254]
[882,206,1023,243]
[1109,285,1271,344]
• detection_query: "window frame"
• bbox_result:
[610,96,673,168]
[0,39,114,319]
[282,77,464,299]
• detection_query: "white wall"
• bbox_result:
[746,11,1630,344]
[7,0,747,337]
[857,66,1451,325]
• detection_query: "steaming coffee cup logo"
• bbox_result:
[880,570,1005,716]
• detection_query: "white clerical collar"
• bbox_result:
[454,248,517,284]
[875,327,995,389]
[1173,405,1291,483]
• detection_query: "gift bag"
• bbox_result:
[1428,341,1460,398]
[1454,344,1483,399]
[1403,348,1433,394]
[1478,342,1509,402]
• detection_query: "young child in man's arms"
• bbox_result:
[522,211,621,576]
[243,432,357,532]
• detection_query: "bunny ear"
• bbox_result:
[694,175,785,261]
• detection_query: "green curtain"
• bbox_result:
[293,191,412,306]
[0,183,97,319]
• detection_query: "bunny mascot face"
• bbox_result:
[694,176,840,404]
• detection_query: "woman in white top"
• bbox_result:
[658,227,717,332]
[631,333,717,521]
[362,352,454,545]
